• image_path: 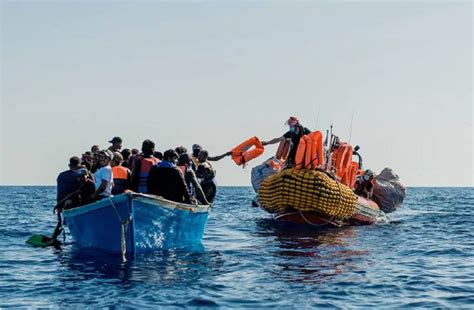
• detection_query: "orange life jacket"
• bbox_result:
[231,136,265,166]
[112,166,130,195]
[331,143,353,185]
[137,157,160,193]
[294,131,325,170]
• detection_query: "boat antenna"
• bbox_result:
[348,109,355,144]
[315,105,321,130]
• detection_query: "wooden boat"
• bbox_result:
[63,192,210,253]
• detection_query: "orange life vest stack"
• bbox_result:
[294,130,325,170]
[330,142,359,188]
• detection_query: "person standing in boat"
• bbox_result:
[107,136,122,153]
[91,150,114,201]
[147,149,192,204]
[110,152,132,195]
[261,116,311,166]
[130,139,160,193]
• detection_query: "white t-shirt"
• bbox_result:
[94,166,113,197]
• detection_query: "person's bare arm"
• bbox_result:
[261,136,285,146]
[92,180,108,199]
[208,151,232,161]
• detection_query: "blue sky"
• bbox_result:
[1,1,472,186]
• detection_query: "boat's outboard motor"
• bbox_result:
[372,168,407,213]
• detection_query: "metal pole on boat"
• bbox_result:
[349,109,355,144]
[325,125,333,170]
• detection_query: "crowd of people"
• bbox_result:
[56,116,336,210]
[56,136,231,209]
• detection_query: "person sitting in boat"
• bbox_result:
[56,156,83,205]
[120,148,131,168]
[261,116,311,166]
[107,136,122,153]
[198,150,215,173]
[55,167,95,210]
[178,153,209,205]
[130,139,160,193]
[147,149,192,204]
[191,144,202,167]
[89,145,101,173]
[111,152,132,196]
[91,150,114,201]
[354,170,375,199]
[127,148,140,170]
[197,165,217,203]
[175,145,188,155]
[78,168,95,206]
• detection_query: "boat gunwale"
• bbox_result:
[63,192,210,218]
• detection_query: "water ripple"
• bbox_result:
[0,186,473,308]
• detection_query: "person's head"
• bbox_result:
[192,144,202,157]
[141,139,155,156]
[175,146,188,155]
[198,150,209,163]
[68,156,81,170]
[76,168,89,183]
[178,153,191,166]
[81,161,92,172]
[98,150,113,167]
[111,152,123,167]
[81,151,93,165]
[108,137,123,150]
[286,116,300,133]
[154,151,163,160]
[131,148,139,155]
[91,145,100,153]
[163,149,179,164]
[121,148,131,161]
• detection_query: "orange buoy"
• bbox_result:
[231,136,265,166]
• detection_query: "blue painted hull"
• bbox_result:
[63,193,210,253]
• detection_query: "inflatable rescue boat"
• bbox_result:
[247,130,406,227]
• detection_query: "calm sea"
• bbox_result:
[0,186,473,308]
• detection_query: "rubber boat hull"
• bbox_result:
[63,193,210,253]
[254,195,380,227]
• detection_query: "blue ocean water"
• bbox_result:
[0,186,473,308]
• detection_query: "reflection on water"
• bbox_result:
[255,219,369,284]
[57,244,225,288]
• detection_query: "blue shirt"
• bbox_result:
[56,170,80,203]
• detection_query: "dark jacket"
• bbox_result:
[56,170,81,203]
[147,164,192,204]
[283,125,311,165]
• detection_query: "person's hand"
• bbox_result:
[225,151,232,156]
[261,141,268,146]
